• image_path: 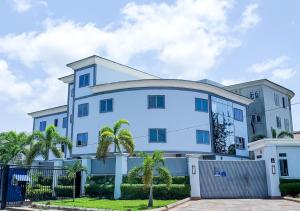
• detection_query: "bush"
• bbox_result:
[280,179,300,184]
[122,176,189,184]
[85,184,114,199]
[121,184,190,200]
[279,183,300,197]
[37,176,53,186]
[87,175,115,185]
[54,185,73,197]
[26,186,53,200]
[58,176,73,186]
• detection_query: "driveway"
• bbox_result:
[169,199,300,211]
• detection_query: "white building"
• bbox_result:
[29,55,254,160]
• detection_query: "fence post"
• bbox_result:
[0,165,9,210]
[186,154,201,199]
[52,160,63,197]
[114,153,128,199]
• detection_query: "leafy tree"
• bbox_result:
[96,119,134,159]
[26,125,72,164]
[0,131,34,164]
[271,127,294,139]
[212,113,233,154]
[128,151,172,208]
[66,161,87,201]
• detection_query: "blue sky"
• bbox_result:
[0,0,299,132]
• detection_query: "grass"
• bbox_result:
[36,197,177,210]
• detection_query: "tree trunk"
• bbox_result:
[73,177,75,202]
[148,185,153,207]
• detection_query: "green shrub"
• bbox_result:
[279,183,300,197]
[122,176,189,184]
[54,185,73,197]
[26,186,53,200]
[85,184,114,199]
[58,176,73,186]
[121,184,190,200]
[87,175,115,185]
[280,179,300,184]
[37,176,53,186]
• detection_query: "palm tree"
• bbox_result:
[271,127,294,139]
[128,151,172,208]
[66,161,87,201]
[0,131,34,164]
[26,125,72,164]
[96,119,134,159]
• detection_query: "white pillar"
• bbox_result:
[80,158,91,195]
[186,154,201,199]
[52,160,63,197]
[114,153,128,199]
[262,146,281,198]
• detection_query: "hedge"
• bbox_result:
[280,179,300,184]
[121,184,190,200]
[85,184,114,199]
[26,186,53,200]
[122,176,189,185]
[87,175,115,185]
[58,176,73,186]
[279,183,300,197]
[37,176,52,186]
[54,185,73,197]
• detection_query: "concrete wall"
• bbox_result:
[277,146,300,179]
[91,158,116,175]
[96,65,138,84]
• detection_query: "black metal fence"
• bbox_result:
[0,164,81,209]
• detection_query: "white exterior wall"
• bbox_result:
[277,146,300,178]
[67,83,74,138]
[233,102,249,157]
[72,89,212,156]
[97,65,138,84]
[215,155,249,161]
[263,86,292,137]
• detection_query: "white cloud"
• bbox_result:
[221,78,245,86]
[0,0,261,113]
[238,3,260,30]
[12,0,32,13]
[249,56,288,73]
[271,68,296,81]
[0,60,32,101]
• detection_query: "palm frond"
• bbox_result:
[153,151,164,166]
[51,146,62,158]
[55,135,73,151]
[67,161,87,178]
[271,127,277,138]
[157,166,172,188]
[96,139,112,160]
[128,166,143,184]
[143,156,154,187]
[277,131,294,138]
[113,119,129,135]
[26,142,43,165]
[118,129,135,155]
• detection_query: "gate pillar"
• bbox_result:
[187,154,201,199]
[114,153,128,199]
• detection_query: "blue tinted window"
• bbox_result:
[149,128,166,143]
[196,130,210,144]
[77,133,88,146]
[39,121,46,131]
[78,103,89,117]
[62,117,68,128]
[195,98,208,112]
[148,95,165,109]
[233,108,243,121]
[100,98,113,113]
[79,73,90,88]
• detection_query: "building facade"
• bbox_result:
[29,55,254,160]
[225,80,294,142]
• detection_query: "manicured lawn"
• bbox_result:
[36,197,177,210]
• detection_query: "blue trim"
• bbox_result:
[94,64,97,86]
[208,94,214,153]
[73,87,248,107]
[78,73,90,88]
[148,128,167,143]
[34,111,67,120]
[74,64,96,72]
[99,98,113,113]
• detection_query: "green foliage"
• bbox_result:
[280,179,300,184]
[54,185,74,197]
[37,176,53,186]
[123,176,189,184]
[26,185,53,200]
[121,184,190,200]
[87,175,115,185]
[26,125,72,164]
[271,127,294,139]
[251,134,266,142]
[96,119,135,159]
[58,176,73,186]
[279,183,300,197]
[66,160,86,179]
[84,184,114,199]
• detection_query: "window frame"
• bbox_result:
[78,103,89,117]
[39,121,47,131]
[276,116,282,129]
[54,119,58,127]
[195,98,208,113]
[149,128,167,143]
[76,133,88,147]
[235,136,245,150]
[100,98,113,113]
[196,130,210,145]
[62,117,68,128]
[233,108,243,122]
[148,95,165,109]
[78,73,90,88]
[279,159,289,176]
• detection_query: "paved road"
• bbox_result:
[170,199,300,211]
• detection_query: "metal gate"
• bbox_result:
[199,160,268,198]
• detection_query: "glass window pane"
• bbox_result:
[100,100,107,113]
[149,129,157,142]
[107,99,113,112]
[157,96,165,108]
[148,96,156,108]
[158,129,166,142]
